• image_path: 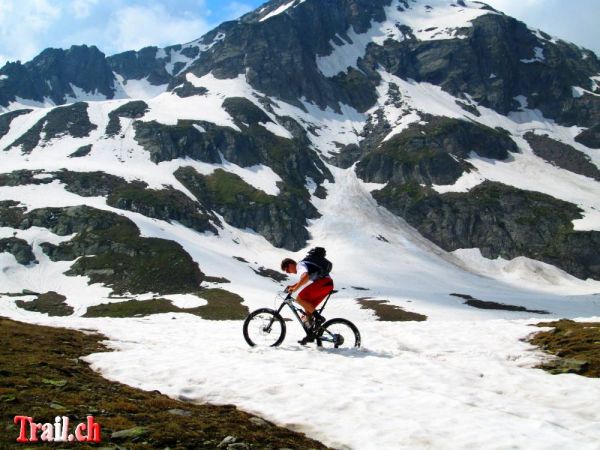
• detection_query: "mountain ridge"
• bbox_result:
[0,0,599,316]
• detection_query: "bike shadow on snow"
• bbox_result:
[253,345,395,359]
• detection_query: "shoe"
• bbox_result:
[298,335,315,345]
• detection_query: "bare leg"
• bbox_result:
[296,297,315,315]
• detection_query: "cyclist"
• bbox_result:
[281,253,333,344]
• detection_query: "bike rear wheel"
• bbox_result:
[243,308,286,347]
[316,318,361,349]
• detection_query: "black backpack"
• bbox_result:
[301,247,332,280]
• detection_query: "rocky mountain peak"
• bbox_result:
[0,45,116,108]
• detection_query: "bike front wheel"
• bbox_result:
[243,308,286,347]
[316,318,361,349]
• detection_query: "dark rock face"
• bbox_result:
[56,170,131,196]
[372,181,600,280]
[68,144,92,158]
[0,109,32,139]
[575,124,600,149]
[0,170,218,235]
[134,120,222,164]
[172,81,208,98]
[174,0,391,112]
[175,167,316,250]
[0,45,116,107]
[0,201,26,228]
[0,237,36,265]
[106,101,148,136]
[168,0,600,127]
[366,13,600,127]
[222,97,272,126]
[5,102,97,153]
[55,171,218,234]
[524,132,600,181]
[0,204,204,295]
[15,292,73,316]
[107,46,172,85]
[356,117,517,186]
[0,170,53,187]
[134,113,329,249]
[134,116,330,186]
[105,184,218,234]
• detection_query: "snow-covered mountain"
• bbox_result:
[1,0,599,293]
[2,0,600,447]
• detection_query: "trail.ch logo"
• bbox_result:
[14,416,101,443]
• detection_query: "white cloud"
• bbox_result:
[106,3,211,52]
[0,0,62,65]
[71,0,99,19]
[484,0,600,55]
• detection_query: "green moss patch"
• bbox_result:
[84,289,248,320]
[15,291,73,316]
[357,299,427,321]
[83,298,180,318]
[56,170,132,197]
[106,181,216,233]
[529,319,600,378]
[192,288,249,320]
[9,205,204,296]
[0,317,329,449]
[49,170,217,233]
[203,275,231,284]
[175,166,315,250]
[356,116,518,186]
[451,293,550,314]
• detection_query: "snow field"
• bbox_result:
[1,300,599,450]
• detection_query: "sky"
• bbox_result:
[0,0,598,66]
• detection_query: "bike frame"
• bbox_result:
[275,290,336,337]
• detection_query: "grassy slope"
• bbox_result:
[0,317,328,449]
[530,320,600,378]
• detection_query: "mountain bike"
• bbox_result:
[243,290,361,348]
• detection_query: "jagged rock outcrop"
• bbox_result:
[106,101,148,136]
[0,45,116,107]
[372,181,600,280]
[5,102,97,152]
[361,11,600,128]
[0,203,204,294]
[0,237,36,265]
[107,47,172,86]
[524,132,600,181]
[575,124,600,149]
[175,167,316,250]
[0,109,32,139]
[356,116,518,186]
